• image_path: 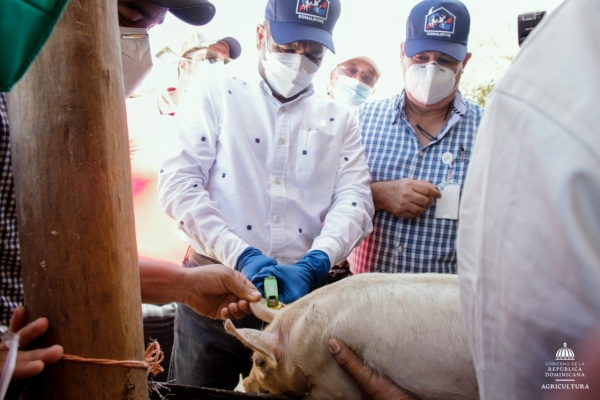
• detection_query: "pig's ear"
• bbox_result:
[224,319,277,362]
[249,299,280,323]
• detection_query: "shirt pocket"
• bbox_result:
[295,129,338,188]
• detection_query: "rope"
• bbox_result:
[61,340,165,377]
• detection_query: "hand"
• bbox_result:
[251,264,312,304]
[235,247,278,280]
[251,251,330,304]
[1,306,64,380]
[371,179,441,219]
[181,264,262,320]
[328,338,417,400]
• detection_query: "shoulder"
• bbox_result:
[185,67,253,98]
[459,96,485,124]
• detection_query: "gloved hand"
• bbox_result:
[235,247,278,286]
[251,250,331,304]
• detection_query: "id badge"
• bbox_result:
[434,182,460,220]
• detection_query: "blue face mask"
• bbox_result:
[331,75,373,107]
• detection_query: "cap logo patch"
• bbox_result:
[296,0,329,24]
[424,7,455,37]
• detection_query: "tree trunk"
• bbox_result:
[6,0,148,398]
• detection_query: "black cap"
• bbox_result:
[147,0,216,26]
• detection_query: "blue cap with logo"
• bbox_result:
[265,0,341,53]
[404,0,470,61]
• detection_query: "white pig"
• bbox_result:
[225,273,478,400]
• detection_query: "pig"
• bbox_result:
[225,273,478,400]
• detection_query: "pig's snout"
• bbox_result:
[243,376,267,394]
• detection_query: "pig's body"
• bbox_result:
[226,273,479,400]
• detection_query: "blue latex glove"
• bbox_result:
[235,247,278,288]
[251,250,331,304]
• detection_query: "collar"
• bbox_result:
[393,90,467,126]
[256,71,315,105]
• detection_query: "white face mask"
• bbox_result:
[402,57,461,105]
[331,75,373,107]
[120,27,153,98]
[261,40,319,98]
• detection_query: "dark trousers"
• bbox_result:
[168,303,264,389]
[168,248,265,389]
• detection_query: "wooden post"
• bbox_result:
[6,0,148,398]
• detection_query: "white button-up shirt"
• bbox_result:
[158,69,374,268]
[458,0,600,398]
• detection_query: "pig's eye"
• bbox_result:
[253,354,266,369]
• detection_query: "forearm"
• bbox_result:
[139,258,188,304]
[370,181,389,212]
[312,122,375,265]
[314,190,374,266]
[158,172,248,267]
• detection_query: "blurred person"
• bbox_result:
[327,56,380,108]
[158,0,374,389]
[118,0,216,97]
[128,30,241,381]
[458,0,600,397]
[159,33,242,113]
[348,0,483,275]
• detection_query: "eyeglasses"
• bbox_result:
[336,65,377,87]
[187,49,232,65]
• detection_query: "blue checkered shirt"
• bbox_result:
[348,91,483,274]
[0,93,22,326]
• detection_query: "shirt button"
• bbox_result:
[397,246,403,252]
[274,216,280,223]
[274,178,281,185]
[279,138,285,145]
[281,107,286,112]
[418,151,424,157]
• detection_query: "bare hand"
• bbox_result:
[1,306,64,380]
[328,338,417,400]
[181,264,261,320]
[371,179,441,219]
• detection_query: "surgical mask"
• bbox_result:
[402,57,461,105]
[261,41,319,98]
[120,27,153,98]
[332,75,373,107]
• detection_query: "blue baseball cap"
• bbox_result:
[404,0,470,61]
[265,0,341,53]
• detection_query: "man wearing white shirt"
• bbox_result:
[158,0,374,389]
[458,0,600,398]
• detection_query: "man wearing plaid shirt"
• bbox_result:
[349,0,483,275]
[0,93,22,329]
